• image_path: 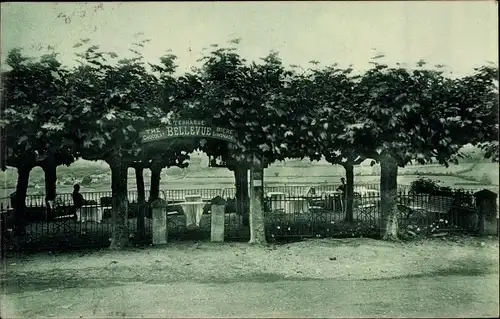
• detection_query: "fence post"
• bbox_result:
[211,196,226,242]
[474,189,498,236]
[151,198,168,245]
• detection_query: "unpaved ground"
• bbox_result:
[3,237,498,283]
[1,237,499,318]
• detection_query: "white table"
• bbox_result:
[185,194,202,203]
[267,192,287,211]
[285,198,310,214]
[180,201,206,227]
[76,205,103,223]
[323,191,343,197]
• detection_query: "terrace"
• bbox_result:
[1,184,485,253]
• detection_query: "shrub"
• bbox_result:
[410,177,439,194]
[409,177,454,196]
[274,172,280,177]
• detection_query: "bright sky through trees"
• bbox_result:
[1,1,497,76]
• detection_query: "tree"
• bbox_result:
[64,40,164,249]
[188,42,312,244]
[352,59,499,240]
[446,65,499,162]
[145,147,193,201]
[222,156,250,226]
[130,161,146,240]
[303,64,375,222]
[38,153,74,204]
[1,48,76,234]
[144,54,205,203]
[132,144,193,240]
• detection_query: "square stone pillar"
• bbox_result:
[210,196,226,242]
[151,198,168,245]
[474,189,498,237]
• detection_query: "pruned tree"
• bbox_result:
[1,48,77,234]
[446,65,499,162]
[131,144,193,240]
[303,64,375,222]
[189,42,307,244]
[64,40,163,249]
[354,58,499,240]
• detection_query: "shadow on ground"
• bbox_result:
[363,260,499,281]
[3,258,498,294]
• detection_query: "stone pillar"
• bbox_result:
[151,198,168,245]
[474,189,498,237]
[210,196,226,242]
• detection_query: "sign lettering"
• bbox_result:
[140,122,238,144]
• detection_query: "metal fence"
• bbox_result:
[264,189,480,240]
[0,185,482,253]
[0,193,154,253]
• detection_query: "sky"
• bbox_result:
[1,1,498,77]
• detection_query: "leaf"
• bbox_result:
[372,54,386,60]
[416,59,427,67]
[346,123,365,130]
[83,140,93,148]
[50,71,62,81]
[258,144,271,152]
[83,105,92,113]
[104,111,116,120]
[17,136,28,145]
[41,122,65,131]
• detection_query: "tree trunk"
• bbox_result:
[149,164,162,202]
[234,167,249,226]
[135,165,146,241]
[108,159,129,249]
[41,158,57,203]
[344,162,355,223]
[13,166,32,236]
[249,167,266,244]
[379,153,399,240]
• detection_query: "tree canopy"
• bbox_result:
[1,41,497,245]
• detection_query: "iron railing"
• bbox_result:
[0,185,483,253]
[264,189,480,240]
[0,183,410,210]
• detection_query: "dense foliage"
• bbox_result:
[1,42,497,246]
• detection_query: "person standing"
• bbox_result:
[337,178,347,194]
[72,184,86,209]
[336,177,347,213]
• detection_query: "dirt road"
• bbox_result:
[1,237,498,318]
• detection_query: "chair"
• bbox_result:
[100,197,113,219]
[49,200,75,234]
